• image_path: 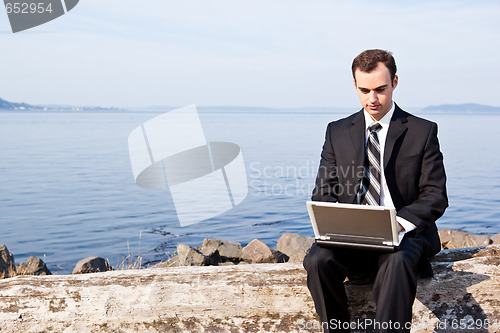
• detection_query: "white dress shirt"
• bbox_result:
[363,102,416,242]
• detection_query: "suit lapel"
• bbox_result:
[349,110,366,166]
[384,104,408,168]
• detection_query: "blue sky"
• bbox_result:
[1,0,499,108]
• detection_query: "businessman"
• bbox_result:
[303,49,448,332]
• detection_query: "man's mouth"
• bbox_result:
[368,105,379,110]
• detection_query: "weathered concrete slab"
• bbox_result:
[0,246,498,332]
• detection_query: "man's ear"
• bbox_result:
[353,78,357,89]
[392,75,399,89]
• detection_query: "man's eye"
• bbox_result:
[375,88,385,93]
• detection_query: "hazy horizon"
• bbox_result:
[1,1,499,109]
[2,98,500,111]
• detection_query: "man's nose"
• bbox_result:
[368,91,378,103]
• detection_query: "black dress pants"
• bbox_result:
[303,236,424,333]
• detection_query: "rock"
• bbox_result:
[72,257,112,274]
[202,238,242,262]
[472,245,500,265]
[174,243,227,267]
[176,244,207,266]
[16,256,51,276]
[241,239,288,263]
[438,229,491,249]
[198,246,222,266]
[491,233,500,244]
[432,246,485,262]
[277,233,315,263]
[0,244,16,279]
[468,234,492,246]
[0,246,498,332]
[218,261,235,266]
[153,255,180,268]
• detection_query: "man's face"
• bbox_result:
[354,62,398,121]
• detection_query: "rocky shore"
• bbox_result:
[3,229,498,276]
[1,230,499,332]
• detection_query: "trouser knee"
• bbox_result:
[380,250,418,273]
[304,244,333,271]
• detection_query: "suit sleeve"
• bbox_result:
[396,123,448,232]
[311,123,339,202]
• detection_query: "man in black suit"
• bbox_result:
[303,49,448,332]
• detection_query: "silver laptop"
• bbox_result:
[306,201,400,251]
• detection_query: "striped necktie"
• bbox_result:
[362,122,383,206]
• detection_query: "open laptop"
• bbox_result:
[306,201,400,251]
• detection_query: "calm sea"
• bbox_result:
[1,109,499,274]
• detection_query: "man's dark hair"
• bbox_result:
[352,49,397,83]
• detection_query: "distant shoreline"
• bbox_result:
[2,107,500,115]
[1,96,500,113]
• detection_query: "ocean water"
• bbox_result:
[1,109,499,274]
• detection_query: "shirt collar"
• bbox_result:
[363,101,395,130]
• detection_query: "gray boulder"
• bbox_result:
[241,239,288,263]
[176,244,208,266]
[0,244,16,279]
[491,233,500,244]
[438,229,491,249]
[197,246,222,266]
[202,238,242,262]
[166,244,225,267]
[16,256,51,275]
[277,233,315,263]
[72,256,112,274]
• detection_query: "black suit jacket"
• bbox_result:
[312,104,448,258]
